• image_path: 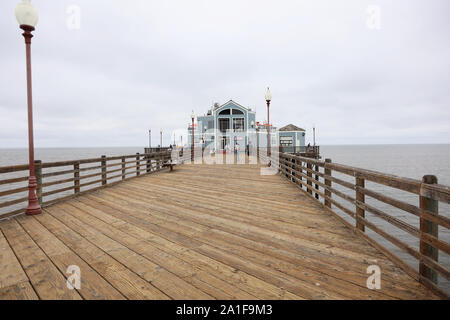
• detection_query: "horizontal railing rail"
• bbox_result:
[279,145,320,156]
[0,151,172,220]
[275,151,449,298]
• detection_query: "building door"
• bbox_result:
[221,136,229,152]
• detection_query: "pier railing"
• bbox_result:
[275,151,450,298]
[0,151,172,220]
[279,145,320,158]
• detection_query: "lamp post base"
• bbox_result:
[25,176,41,215]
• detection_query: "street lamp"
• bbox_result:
[160,129,162,148]
[16,0,41,215]
[265,87,272,158]
[191,111,195,161]
[313,125,316,146]
[149,129,151,149]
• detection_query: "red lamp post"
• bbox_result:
[265,87,272,158]
[16,0,41,215]
[191,111,195,162]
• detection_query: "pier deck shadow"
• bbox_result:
[0,163,438,299]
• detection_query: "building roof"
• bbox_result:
[279,124,305,132]
[213,100,254,112]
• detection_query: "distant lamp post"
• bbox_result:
[160,129,163,148]
[191,111,195,161]
[149,129,151,149]
[265,87,272,157]
[16,0,41,215]
[313,125,316,147]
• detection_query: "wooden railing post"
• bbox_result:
[314,164,319,199]
[324,159,332,208]
[136,153,141,176]
[298,160,302,189]
[307,162,313,194]
[34,160,42,204]
[74,161,80,194]
[101,155,107,185]
[355,174,365,232]
[121,156,126,180]
[419,175,439,284]
[292,158,296,183]
[146,154,151,173]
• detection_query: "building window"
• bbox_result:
[280,136,293,147]
[233,118,245,132]
[219,118,230,133]
[219,109,231,115]
[232,109,244,115]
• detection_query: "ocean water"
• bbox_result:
[0,144,449,290]
[320,144,450,185]
[0,147,145,166]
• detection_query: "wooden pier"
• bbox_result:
[0,151,448,300]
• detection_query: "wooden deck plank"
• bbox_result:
[0,281,38,300]
[67,202,264,299]
[0,219,82,300]
[0,228,29,290]
[61,201,259,300]
[33,212,170,300]
[77,196,303,300]
[44,205,213,300]
[15,215,126,300]
[141,179,352,236]
[113,183,377,254]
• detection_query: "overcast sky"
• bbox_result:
[1,0,449,147]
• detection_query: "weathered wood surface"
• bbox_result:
[0,163,439,300]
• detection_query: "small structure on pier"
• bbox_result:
[192,100,256,153]
[278,124,306,153]
[188,99,316,156]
